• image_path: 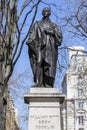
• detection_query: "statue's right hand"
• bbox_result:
[26,39,32,45]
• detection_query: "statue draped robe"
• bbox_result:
[28,19,62,86]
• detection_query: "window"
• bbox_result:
[78,116,84,125]
[78,77,84,86]
[78,89,83,96]
[78,102,84,109]
[78,67,83,72]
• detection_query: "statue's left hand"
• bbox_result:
[45,29,54,35]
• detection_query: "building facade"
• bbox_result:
[62,46,87,130]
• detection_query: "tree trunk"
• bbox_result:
[0,63,7,130]
[0,98,7,130]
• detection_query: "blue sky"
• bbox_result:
[9,0,87,129]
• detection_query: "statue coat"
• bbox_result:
[28,18,62,84]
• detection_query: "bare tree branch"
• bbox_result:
[13,0,41,65]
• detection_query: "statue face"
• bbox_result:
[42,7,51,17]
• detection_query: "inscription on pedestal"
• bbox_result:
[25,88,65,130]
[30,114,59,130]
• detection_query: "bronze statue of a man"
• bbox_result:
[27,7,62,87]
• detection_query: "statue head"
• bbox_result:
[42,7,51,17]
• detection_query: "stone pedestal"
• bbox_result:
[24,88,65,130]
